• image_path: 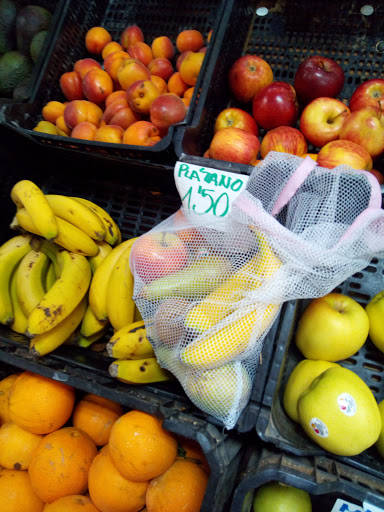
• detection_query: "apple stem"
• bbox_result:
[330,109,348,123]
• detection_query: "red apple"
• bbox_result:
[130,232,189,282]
[260,126,307,159]
[293,55,345,106]
[150,93,187,133]
[209,127,260,165]
[339,107,384,160]
[252,81,299,130]
[317,140,373,171]
[369,169,384,185]
[228,55,273,103]
[299,97,350,148]
[214,108,258,136]
[349,79,384,112]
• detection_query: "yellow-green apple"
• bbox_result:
[316,139,373,170]
[252,81,299,130]
[349,78,384,112]
[339,106,384,160]
[299,97,350,148]
[130,232,189,282]
[150,93,187,134]
[365,290,384,353]
[209,127,260,165]
[253,482,312,512]
[228,54,273,103]
[294,55,345,106]
[214,107,258,136]
[126,79,160,115]
[260,126,307,159]
[295,293,369,361]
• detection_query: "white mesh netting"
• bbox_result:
[130,152,384,429]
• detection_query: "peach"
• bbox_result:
[150,75,168,95]
[64,100,103,130]
[117,58,151,91]
[147,57,174,81]
[74,58,102,78]
[167,72,189,97]
[42,101,65,124]
[85,26,112,54]
[151,36,175,60]
[105,90,127,108]
[179,51,204,86]
[71,121,98,140]
[120,25,144,50]
[176,51,193,71]
[150,93,187,132]
[126,79,160,115]
[56,115,71,136]
[128,41,153,67]
[60,71,84,101]
[103,50,130,82]
[176,29,204,53]
[123,120,161,146]
[102,98,141,129]
[82,68,113,104]
[102,41,123,60]
[94,124,124,143]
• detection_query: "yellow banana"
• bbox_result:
[45,194,106,241]
[71,196,121,246]
[80,302,109,338]
[45,261,57,290]
[9,267,28,334]
[88,240,113,273]
[16,249,50,317]
[30,238,61,276]
[109,357,173,384]
[0,234,32,325]
[26,250,92,336]
[89,238,137,321]
[76,326,109,348]
[13,208,99,257]
[106,320,154,359]
[30,296,87,356]
[106,242,136,331]
[181,232,282,369]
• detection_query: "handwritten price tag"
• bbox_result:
[174,161,249,218]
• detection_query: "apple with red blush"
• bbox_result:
[339,107,384,160]
[228,54,273,103]
[260,126,307,159]
[214,108,258,136]
[316,140,373,171]
[209,127,260,166]
[252,81,299,130]
[349,78,384,112]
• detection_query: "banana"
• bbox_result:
[89,237,137,321]
[180,232,282,369]
[45,194,106,241]
[13,208,99,257]
[10,180,58,240]
[0,234,32,325]
[106,241,136,331]
[80,303,109,338]
[9,266,28,334]
[30,297,88,356]
[45,261,57,290]
[106,320,154,360]
[71,196,121,246]
[109,357,173,385]
[26,249,92,336]
[16,249,50,317]
[88,240,113,273]
[76,327,109,349]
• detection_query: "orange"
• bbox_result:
[9,371,75,435]
[0,468,44,512]
[183,87,194,101]
[72,393,123,446]
[0,373,20,425]
[80,393,124,415]
[145,459,209,512]
[88,445,148,512]
[176,435,210,474]
[28,426,98,503]
[0,421,43,470]
[42,101,66,124]
[85,27,112,55]
[43,495,100,512]
[109,410,178,482]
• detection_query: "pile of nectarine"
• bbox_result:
[34,24,210,146]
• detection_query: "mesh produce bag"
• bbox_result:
[130,152,384,429]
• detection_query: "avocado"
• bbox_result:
[30,29,47,62]
[12,74,31,100]
[16,5,51,55]
[0,50,32,96]
[0,0,17,54]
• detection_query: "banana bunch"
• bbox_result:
[10,179,121,256]
[107,320,173,385]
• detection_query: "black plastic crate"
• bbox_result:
[0,0,230,169]
[256,253,384,479]
[0,359,244,512]
[174,0,384,176]
[230,444,384,512]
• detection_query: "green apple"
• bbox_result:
[253,481,312,512]
[365,290,384,352]
[298,366,381,456]
[283,359,340,423]
[295,293,369,362]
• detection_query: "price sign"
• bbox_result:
[331,499,384,512]
[174,162,249,218]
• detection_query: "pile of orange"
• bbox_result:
[0,370,209,512]
[34,23,211,147]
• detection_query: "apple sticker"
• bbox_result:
[337,393,357,416]
[309,418,328,438]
